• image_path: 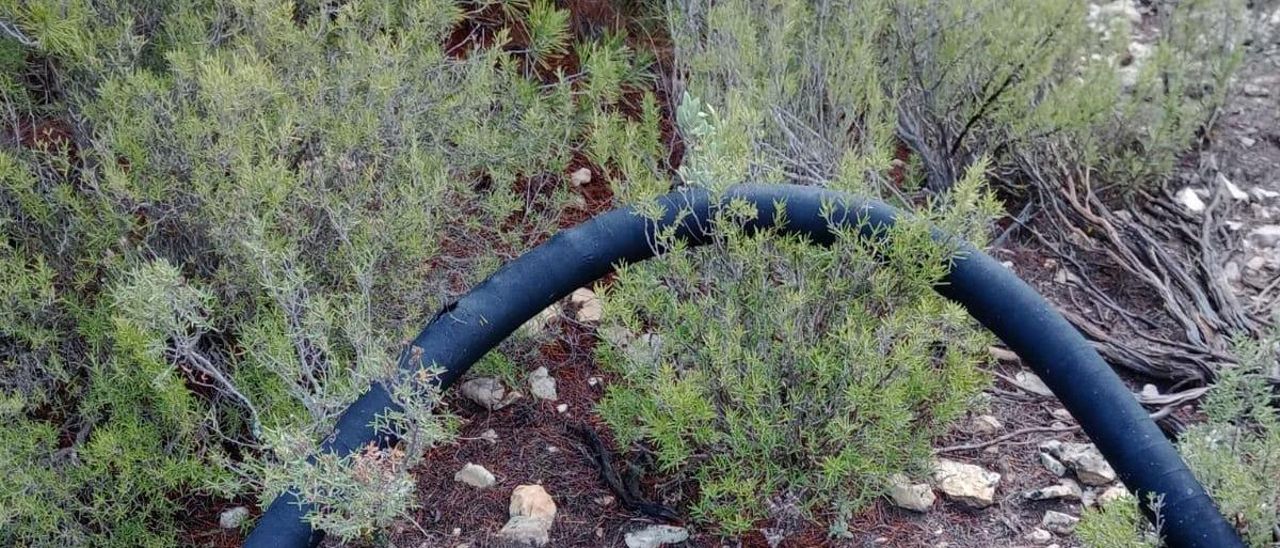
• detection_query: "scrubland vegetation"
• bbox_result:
[0,0,1274,545]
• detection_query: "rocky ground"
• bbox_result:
[281,3,1280,547]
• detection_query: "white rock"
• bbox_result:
[1224,261,1242,283]
[1025,528,1054,544]
[1140,384,1160,398]
[932,459,1001,508]
[1014,370,1054,397]
[1082,487,1098,508]
[571,288,603,322]
[887,474,936,512]
[460,377,506,410]
[1041,510,1080,535]
[972,414,1003,435]
[624,525,690,548]
[1040,451,1067,477]
[570,167,593,187]
[1098,485,1131,506]
[219,506,249,529]
[1219,173,1249,201]
[555,403,568,413]
[1242,83,1271,97]
[521,304,561,337]
[1050,408,1073,422]
[1248,225,1280,248]
[587,376,602,387]
[1254,188,1280,200]
[528,367,558,401]
[498,485,557,546]
[1176,187,1206,212]
[454,463,496,488]
[1025,479,1083,501]
[480,429,499,444]
[1055,442,1118,486]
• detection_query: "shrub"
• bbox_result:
[597,93,998,532]
[0,0,660,542]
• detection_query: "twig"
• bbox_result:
[934,425,1080,454]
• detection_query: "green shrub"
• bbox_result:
[597,94,997,533]
[0,0,661,542]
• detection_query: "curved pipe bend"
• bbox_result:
[246,184,1241,548]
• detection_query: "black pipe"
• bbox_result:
[245,184,1241,548]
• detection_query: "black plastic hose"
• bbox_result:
[245,184,1241,548]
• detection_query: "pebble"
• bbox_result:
[972,414,1003,435]
[571,288,603,322]
[887,474,936,512]
[624,525,690,548]
[460,377,507,410]
[498,485,557,546]
[1041,510,1080,535]
[219,506,249,529]
[1040,451,1067,477]
[528,367,558,401]
[1025,479,1083,501]
[932,459,1001,508]
[454,463,496,488]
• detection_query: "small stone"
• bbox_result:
[1055,442,1118,486]
[972,414,1003,435]
[521,304,561,337]
[460,377,506,410]
[555,403,568,413]
[1050,408,1073,422]
[1098,485,1131,506]
[219,506,249,529]
[452,527,462,536]
[498,485,557,546]
[571,288,603,322]
[1219,174,1249,201]
[1240,136,1258,148]
[1025,528,1054,545]
[480,429,499,444]
[1041,510,1080,535]
[587,376,602,387]
[1254,188,1280,200]
[1082,488,1098,508]
[1176,188,1206,212]
[932,459,1001,508]
[1014,370,1054,397]
[1140,384,1159,398]
[1040,452,1067,477]
[570,167,593,186]
[624,525,690,548]
[1248,225,1280,248]
[594,495,615,506]
[528,367,558,401]
[1025,479,1083,501]
[454,463,496,488]
[1243,83,1271,97]
[887,474,936,512]
[1224,261,1242,284]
